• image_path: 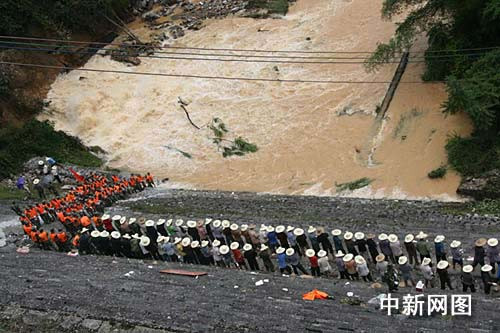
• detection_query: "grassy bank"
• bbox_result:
[246,0,290,15]
[0,120,102,179]
[0,184,25,200]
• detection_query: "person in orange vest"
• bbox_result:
[38,229,50,250]
[49,228,58,249]
[145,172,155,187]
[80,215,91,228]
[72,234,80,249]
[56,229,70,252]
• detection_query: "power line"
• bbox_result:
[1,35,499,55]
[0,40,491,61]
[0,61,445,84]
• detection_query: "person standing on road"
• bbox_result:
[486,238,500,274]
[259,244,275,272]
[307,227,320,253]
[331,229,345,253]
[481,264,494,295]
[450,240,464,270]
[286,248,309,276]
[243,244,260,271]
[420,257,435,288]
[343,253,359,280]
[389,234,403,262]
[473,238,487,269]
[276,247,291,274]
[306,249,320,277]
[354,232,369,260]
[434,235,447,262]
[317,250,332,276]
[415,232,432,264]
[403,234,419,266]
[366,234,379,263]
[437,260,453,290]
[378,234,394,263]
[383,264,399,292]
[334,251,349,279]
[355,255,373,282]
[294,228,309,254]
[317,227,334,255]
[375,254,389,278]
[344,232,358,256]
[398,256,416,287]
[461,265,476,292]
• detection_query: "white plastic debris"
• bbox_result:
[234,285,239,289]
[282,288,289,292]
[255,280,264,286]
[345,282,350,285]
[263,279,269,283]
[346,292,354,297]
[148,265,153,269]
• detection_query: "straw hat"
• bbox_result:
[230,242,239,250]
[463,265,473,273]
[343,253,354,262]
[249,224,256,230]
[286,248,295,256]
[191,240,200,248]
[205,218,212,225]
[91,230,100,238]
[355,255,366,265]
[230,223,239,231]
[132,233,140,239]
[375,254,385,262]
[157,236,165,243]
[307,226,316,233]
[157,219,166,226]
[317,250,327,258]
[398,256,408,265]
[276,225,285,233]
[378,233,388,241]
[388,234,398,243]
[259,225,267,232]
[212,239,221,247]
[437,260,449,270]
[287,226,295,232]
[38,160,44,166]
[404,234,414,243]
[187,220,197,228]
[119,217,127,225]
[33,179,40,185]
[243,244,252,251]
[201,240,209,247]
[111,231,121,239]
[366,233,375,239]
[174,237,182,244]
[163,237,170,243]
[261,244,269,251]
[221,220,231,228]
[488,238,498,247]
[181,237,191,247]
[354,232,365,240]
[140,237,150,247]
[100,230,109,238]
[276,247,285,254]
[422,257,432,266]
[305,249,316,258]
[240,224,248,232]
[166,219,173,226]
[213,220,221,228]
[101,214,110,221]
[416,231,428,240]
[145,220,155,227]
[450,240,461,248]
[219,245,230,255]
[175,219,184,227]
[81,228,89,233]
[128,218,136,225]
[344,232,353,240]
[481,264,493,272]
[434,235,445,243]
[112,215,121,221]
[123,234,131,239]
[267,226,275,233]
[293,228,304,236]
[335,250,345,257]
[331,229,342,236]
[475,238,487,247]
[316,227,325,234]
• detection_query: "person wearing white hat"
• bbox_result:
[334,250,349,279]
[156,219,168,237]
[450,240,464,270]
[461,265,476,292]
[331,229,346,254]
[220,245,235,268]
[481,264,494,294]
[416,232,432,264]
[144,220,159,246]
[420,257,435,288]
[316,227,334,255]
[285,226,299,256]
[275,247,291,274]
[119,217,132,235]
[398,256,416,287]
[365,233,379,264]
[181,237,197,264]
[285,247,309,276]
[343,232,359,257]
[191,240,204,265]
[111,215,122,232]
[294,228,309,255]
[162,236,179,262]
[211,220,224,244]
[473,238,487,270]
[305,249,320,277]
[187,220,201,242]
[436,260,453,290]
[243,243,260,271]
[354,232,368,261]
[378,233,395,264]
[222,220,235,245]
[119,233,133,258]
[230,223,244,246]
[258,244,275,272]
[403,234,419,266]
[275,225,290,249]
[212,240,224,267]
[343,253,359,280]
[375,254,389,277]
[389,234,403,263]
[266,226,279,252]
[307,227,321,253]
[32,178,46,199]
[247,224,260,247]
[434,235,447,262]
[231,242,247,270]
[317,250,332,276]
[355,255,373,282]
[486,238,500,275]
[199,239,214,265]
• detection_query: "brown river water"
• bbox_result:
[42,0,472,200]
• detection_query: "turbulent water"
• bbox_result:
[43,0,471,200]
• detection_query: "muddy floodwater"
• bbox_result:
[42,0,472,200]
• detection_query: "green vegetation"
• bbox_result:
[0,0,131,36]
[444,199,500,217]
[336,177,374,192]
[367,0,500,177]
[246,0,290,15]
[0,120,102,179]
[428,166,447,179]
[0,184,25,200]
[209,118,259,158]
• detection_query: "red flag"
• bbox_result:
[69,168,85,183]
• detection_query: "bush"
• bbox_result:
[428,166,447,179]
[246,0,290,15]
[336,178,373,192]
[0,120,102,179]
[446,134,500,177]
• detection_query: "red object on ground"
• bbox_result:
[160,269,207,277]
[302,289,329,301]
[69,168,85,182]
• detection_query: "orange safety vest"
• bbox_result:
[57,232,68,243]
[38,231,49,242]
[72,235,80,247]
[50,232,57,243]
[22,224,32,235]
[30,231,38,242]
[80,216,91,227]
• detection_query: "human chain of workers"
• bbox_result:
[13,162,499,295]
